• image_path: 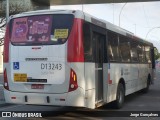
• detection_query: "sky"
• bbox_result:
[51,1,160,52]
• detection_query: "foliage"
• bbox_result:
[154,48,160,60]
[0,0,36,46]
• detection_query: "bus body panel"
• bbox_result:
[107,63,152,103]
[103,63,108,102]
[107,63,120,103]
[4,11,87,107]
[4,87,85,107]
[5,62,86,107]
[84,63,151,106]
[3,10,155,109]
[84,63,108,108]
[84,63,96,109]
[8,43,70,93]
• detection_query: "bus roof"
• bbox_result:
[10,9,153,46]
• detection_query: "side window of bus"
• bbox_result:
[145,46,151,63]
[119,35,131,62]
[130,41,138,62]
[108,31,119,62]
[142,45,147,63]
[83,23,93,62]
[137,44,145,63]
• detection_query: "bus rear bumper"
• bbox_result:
[4,88,85,107]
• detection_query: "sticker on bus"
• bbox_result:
[11,18,28,42]
[13,62,20,70]
[11,15,52,43]
[14,73,27,82]
[54,29,68,39]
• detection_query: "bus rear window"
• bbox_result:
[11,14,74,45]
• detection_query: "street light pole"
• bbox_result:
[119,3,127,27]
[6,0,9,22]
[145,27,160,40]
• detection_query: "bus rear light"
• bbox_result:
[68,69,78,92]
[70,84,75,88]
[11,97,16,99]
[3,24,10,63]
[4,69,9,90]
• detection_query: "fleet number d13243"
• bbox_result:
[41,63,62,70]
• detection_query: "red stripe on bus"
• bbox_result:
[67,18,84,62]
[3,24,10,63]
[108,73,112,84]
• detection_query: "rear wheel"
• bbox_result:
[142,77,150,93]
[113,83,125,109]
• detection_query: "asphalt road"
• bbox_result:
[0,68,159,120]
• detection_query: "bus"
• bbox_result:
[3,10,155,109]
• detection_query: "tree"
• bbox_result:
[0,0,33,46]
[154,48,160,60]
[0,17,5,45]
[0,0,49,46]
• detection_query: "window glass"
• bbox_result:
[130,42,138,62]
[83,23,93,62]
[137,44,145,63]
[11,14,74,45]
[119,35,131,62]
[145,46,151,63]
[108,31,119,62]
[93,32,105,63]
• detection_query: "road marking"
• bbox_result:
[0,84,3,87]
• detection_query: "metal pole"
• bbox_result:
[6,0,9,22]
[119,3,127,27]
[145,27,160,40]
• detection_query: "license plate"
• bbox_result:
[14,73,27,82]
[31,84,44,89]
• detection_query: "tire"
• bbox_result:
[142,77,150,93]
[113,83,125,109]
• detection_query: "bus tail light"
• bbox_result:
[4,68,9,90]
[3,24,10,63]
[68,69,78,92]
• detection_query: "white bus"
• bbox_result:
[3,10,155,109]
